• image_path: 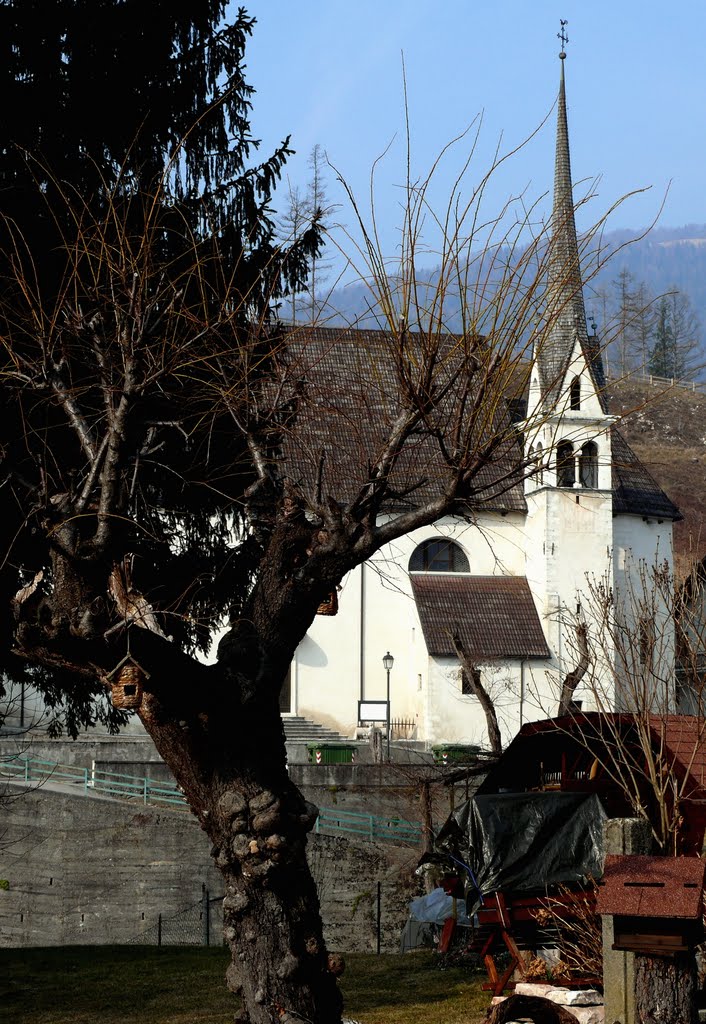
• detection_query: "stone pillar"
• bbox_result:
[601,818,652,1024]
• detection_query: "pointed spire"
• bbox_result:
[539,35,607,410]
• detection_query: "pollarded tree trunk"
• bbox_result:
[137,671,344,1024]
[635,952,698,1024]
[482,994,579,1023]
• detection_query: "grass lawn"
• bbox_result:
[0,946,490,1024]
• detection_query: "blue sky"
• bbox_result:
[241,1,705,261]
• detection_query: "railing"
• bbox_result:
[0,755,422,845]
[0,755,187,808]
[315,806,421,843]
[607,371,706,394]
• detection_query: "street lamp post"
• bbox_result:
[382,652,394,760]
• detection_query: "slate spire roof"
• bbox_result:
[539,52,608,412]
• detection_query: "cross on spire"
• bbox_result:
[558,19,569,59]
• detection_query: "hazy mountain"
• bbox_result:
[313,225,706,377]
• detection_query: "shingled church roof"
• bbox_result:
[283,326,680,522]
[283,325,527,515]
[611,428,682,521]
[410,574,550,660]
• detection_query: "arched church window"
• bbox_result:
[570,376,581,410]
[535,441,544,484]
[579,441,598,488]
[556,441,575,488]
[409,539,470,573]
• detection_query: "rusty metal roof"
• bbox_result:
[410,574,550,660]
[597,854,705,919]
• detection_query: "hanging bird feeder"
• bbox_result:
[106,653,150,710]
[316,585,341,616]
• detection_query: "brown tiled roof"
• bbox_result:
[499,712,706,795]
[283,327,527,515]
[281,327,679,522]
[410,574,550,660]
[648,714,706,794]
[611,427,682,521]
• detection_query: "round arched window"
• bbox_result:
[556,440,575,488]
[570,376,581,410]
[409,539,470,573]
[579,441,598,488]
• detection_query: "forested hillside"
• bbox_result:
[315,225,706,380]
[610,377,706,575]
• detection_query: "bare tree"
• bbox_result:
[278,181,311,324]
[556,621,590,717]
[0,105,621,1022]
[306,144,339,320]
[451,633,503,755]
[529,554,706,858]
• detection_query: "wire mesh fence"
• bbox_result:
[126,887,223,946]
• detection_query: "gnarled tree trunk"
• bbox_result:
[635,952,698,1024]
[137,656,343,1024]
[482,994,579,1024]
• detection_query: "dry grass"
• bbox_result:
[0,946,490,1024]
[609,377,706,573]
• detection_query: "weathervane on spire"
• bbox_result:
[558,19,569,60]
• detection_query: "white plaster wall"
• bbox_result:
[295,512,527,741]
[425,655,537,747]
[611,516,675,712]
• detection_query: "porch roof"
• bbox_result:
[410,573,550,660]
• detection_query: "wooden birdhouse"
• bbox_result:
[597,854,706,955]
[107,654,149,710]
[316,590,339,616]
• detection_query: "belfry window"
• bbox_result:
[556,441,575,488]
[535,441,544,484]
[409,539,470,573]
[570,376,581,410]
[579,441,598,488]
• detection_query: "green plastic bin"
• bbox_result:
[307,743,357,765]
[431,743,481,765]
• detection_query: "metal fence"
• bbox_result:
[126,887,223,947]
[0,755,422,845]
[0,754,186,807]
[315,806,420,844]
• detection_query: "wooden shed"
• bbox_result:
[477,713,706,855]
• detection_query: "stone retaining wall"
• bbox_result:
[0,781,413,952]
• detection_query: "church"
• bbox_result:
[285,49,680,750]
[0,50,681,752]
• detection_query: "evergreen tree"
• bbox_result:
[649,297,673,378]
[666,287,702,380]
[0,8,337,1022]
[648,287,702,380]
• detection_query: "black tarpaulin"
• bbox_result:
[436,791,605,913]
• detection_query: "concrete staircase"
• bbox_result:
[282,715,351,745]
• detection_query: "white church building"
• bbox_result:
[286,52,680,749]
[0,53,680,752]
